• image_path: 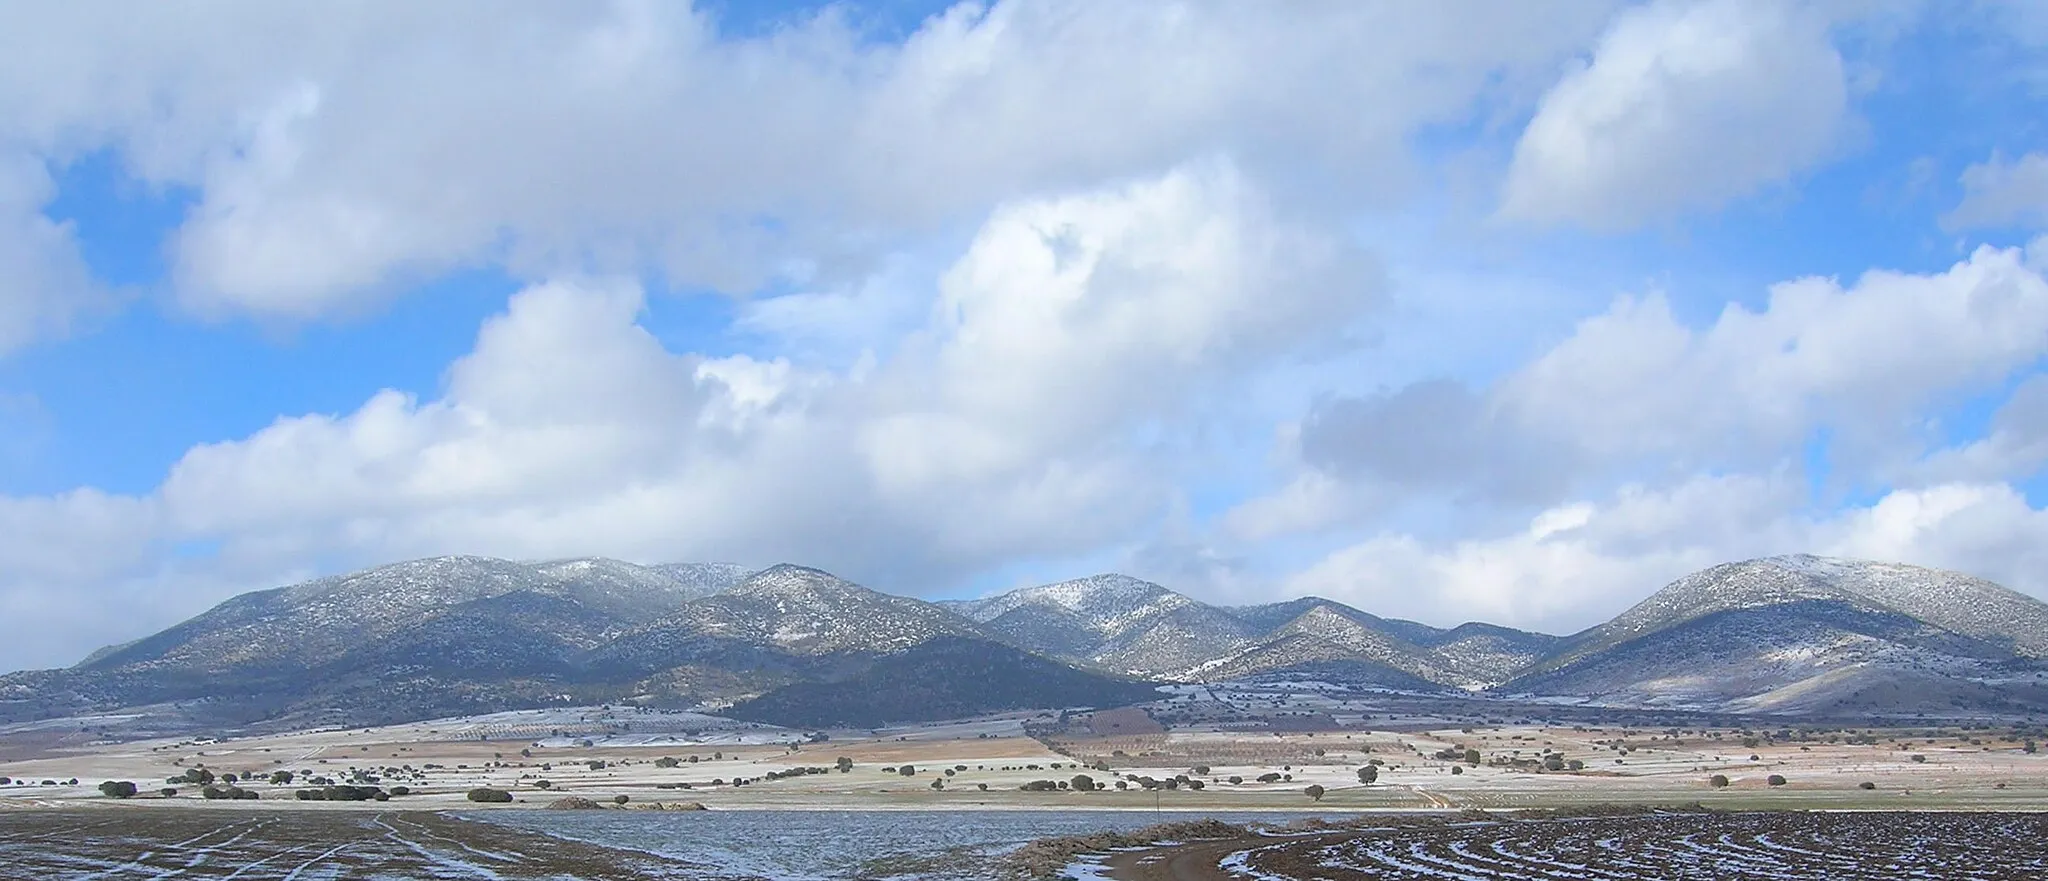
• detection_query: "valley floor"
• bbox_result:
[6,700,2048,813]
[0,809,718,879]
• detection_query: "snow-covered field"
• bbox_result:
[1231,812,2048,879]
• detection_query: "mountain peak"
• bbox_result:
[729,563,875,600]
[965,573,1176,621]
[694,564,975,655]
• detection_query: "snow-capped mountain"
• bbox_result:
[79,555,739,676]
[1208,601,1459,685]
[1507,555,2048,713]
[11,551,2048,732]
[1416,622,1563,685]
[648,561,758,600]
[954,579,1564,688]
[14,558,1150,730]
[947,574,1261,678]
[613,564,982,660]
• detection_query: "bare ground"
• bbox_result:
[0,808,745,879]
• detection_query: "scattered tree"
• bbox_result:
[1708,775,1730,788]
[97,780,137,799]
[1304,784,1326,801]
[467,787,514,803]
[1767,774,1787,786]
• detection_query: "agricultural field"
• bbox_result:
[4,698,2048,812]
[0,809,717,879]
[1151,811,2048,880]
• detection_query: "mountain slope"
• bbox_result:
[951,574,1259,678]
[1420,622,1563,685]
[587,564,987,688]
[78,556,546,675]
[722,635,1162,728]
[1508,556,2048,713]
[1203,602,1459,686]
[1764,554,2048,658]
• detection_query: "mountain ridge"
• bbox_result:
[9,552,2047,730]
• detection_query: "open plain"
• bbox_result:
[4,699,2047,812]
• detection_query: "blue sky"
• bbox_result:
[3,0,2048,671]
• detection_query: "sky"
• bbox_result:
[3,0,2048,672]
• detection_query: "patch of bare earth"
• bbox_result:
[0,808,747,879]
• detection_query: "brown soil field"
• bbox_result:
[0,808,730,879]
[1104,811,2048,880]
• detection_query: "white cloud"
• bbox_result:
[1501,244,2048,468]
[1239,242,2048,533]
[0,0,1622,326]
[6,0,2047,679]
[0,157,103,354]
[1907,374,2048,483]
[0,162,1369,668]
[1285,475,2048,634]
[1944,151,2048,231]
[1500,0,1850,229]
[1243,244,2048,632]
[1819,483,2048,583]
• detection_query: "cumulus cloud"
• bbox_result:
[0,0,1619,325]
[1908,374,2048,483]
[1286,475,2048,635]
[0,158,103,354]
[1248,244,2048,631]
[7,0,2048,676]
[1295,379,1580,505]
[1499,0,1850,229]
[1243,242,2048,530]
[1944,151,2048,231]
[1501,244,2048,469]
[0,162,1373,668]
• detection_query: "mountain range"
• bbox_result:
[4,553,2046,732]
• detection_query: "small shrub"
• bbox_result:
[1858,781,1876,790]
[613,794,629,805]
